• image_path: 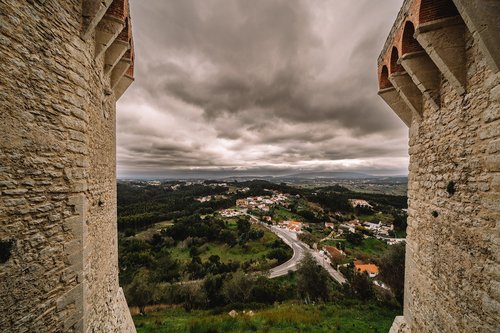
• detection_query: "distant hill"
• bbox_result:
[284,171,374,179]
[119,170,408,181]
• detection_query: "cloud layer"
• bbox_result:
[117,0,408,178]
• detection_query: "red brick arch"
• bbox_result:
[377,0,461,89]
[379,65,392,89]
[390,46,404,74]
[418,0,459,24]
[401,21,423,55]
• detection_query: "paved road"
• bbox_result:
[265,224,347,284]
[310,249,347,284]
[267,225,307,278]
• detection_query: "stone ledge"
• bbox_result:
[389,316,409,333]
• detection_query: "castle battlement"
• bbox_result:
[0,0,136,332]
[377,1,500,332]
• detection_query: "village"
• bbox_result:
[214,190,405,290]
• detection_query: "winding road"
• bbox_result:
[264,224,347,284]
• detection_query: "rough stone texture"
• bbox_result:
[388,316,409,333]
[0,0,135,332]
[378,1,500,332]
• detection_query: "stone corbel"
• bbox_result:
[104,40,130,74]
[378,87,414,127]
[389,72,423,120]
[400,51,441,111]
[94,15,125,59]
[114,74,134,100]
[110,57,131,90]
[415,16,466,95]
[81,0,114,40]
[452,0,500,73]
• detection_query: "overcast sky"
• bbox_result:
[117,0,408,178]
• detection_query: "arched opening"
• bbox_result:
[379,65,392,89]
[401,21,423,55]
[390,47,403,74]
[419,0,459,24]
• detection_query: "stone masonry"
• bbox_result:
[378,1,499,332]
[0,0,136,332]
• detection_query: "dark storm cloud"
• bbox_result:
[117,0,408,177]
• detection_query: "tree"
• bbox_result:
[250,276,279,304]
[267,248,290,264]
[187,256,205,279]
[237,218,251,235]
[378,242,406,304]
[125,269,154,315]
[222,271,254,304]
[351,271,373,300]
[179,282,206,311]
[219,229,237,246]
[296,252,330,302]
[203,274,226,307]
[392,212,408,232]
[298,232,317,248]
[345,231,364,246]
[154,248,180,282]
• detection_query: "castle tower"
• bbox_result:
[377,1,499,332]
[0,0,136,331]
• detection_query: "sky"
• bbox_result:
[117,0,408,179]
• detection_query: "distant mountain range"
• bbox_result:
[119,170,408,181]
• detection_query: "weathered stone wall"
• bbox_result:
[378,1,499,332]
[404,28,499,333]
[0,0,135,332]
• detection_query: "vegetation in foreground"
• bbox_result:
[128,250,404,332]
[133,300,398,333]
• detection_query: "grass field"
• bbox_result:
[169,225,290,266]
[272,207,303,222]
[133,221,174,240]
[133,301,399,333]
[345,238,388,260]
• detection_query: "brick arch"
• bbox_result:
[379,65,392,89]
[401,21,423,54]
[418,0,459,24]
[390,46,403,74]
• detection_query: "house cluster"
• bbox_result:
[339,219,362,233]
[277,220,303,232]
[195,194,228,203]
[349,199,373,209]
[236,192,289,213]
[337,219,396,240]
[219,209,242,218]
[363,221,393,237]
[386,238,405,245]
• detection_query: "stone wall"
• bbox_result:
[378,1,499,332]
[0,0,135,332]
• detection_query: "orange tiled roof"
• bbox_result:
[324,246,343,257]
[354,260,379,274]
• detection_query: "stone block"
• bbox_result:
[389,72,423,118]
[95,15,125,59]
[415,17,467,95]
[378,87,413,127]
[400,51,441,111]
